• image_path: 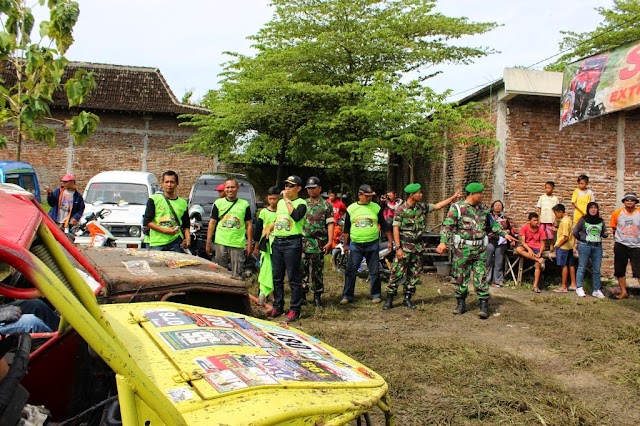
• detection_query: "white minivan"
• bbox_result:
[77,171,159,248]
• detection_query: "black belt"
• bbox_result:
[582,241,601,246]
[275,234,302,240]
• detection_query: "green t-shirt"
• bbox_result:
[213,198,250,248]
[347,202,380,243]
[149,194,188,247]
[259,207,278,232]
[273,198,307,237]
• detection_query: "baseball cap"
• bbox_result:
[358,184,375,195]
[61,174,76,182]
[305,176,321,188]
[622,192,639,202]
[283,175,303,186]
[216,183,225,191]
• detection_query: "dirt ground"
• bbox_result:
[251,266,640,426]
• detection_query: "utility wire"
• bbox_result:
[445,12,640,100]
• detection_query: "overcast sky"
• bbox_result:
[64,0,611,102]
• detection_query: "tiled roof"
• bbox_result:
[1,61,209,115]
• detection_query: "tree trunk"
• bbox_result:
[16,128,22,161]
[275,136,289,186]
[409,156,415,182]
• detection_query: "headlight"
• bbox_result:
[129,226,141,237]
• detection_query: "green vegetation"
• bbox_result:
[0,0,99,160]
[181,0,498,187]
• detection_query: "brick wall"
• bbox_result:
[0,110,216,197]
[413,93,640,279]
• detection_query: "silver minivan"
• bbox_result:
[76,171,159,248]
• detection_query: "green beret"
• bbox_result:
[465,182,484,193]
[404,183,421,194]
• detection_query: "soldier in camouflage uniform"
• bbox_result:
[384,183,460,310]
[301,177,334,307]
[436,183,517,319]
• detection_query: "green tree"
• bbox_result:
[547,0,640,71]
[0,0,99,160]
[350,74,495,182]
[181,52,342,184]
[184,0,498,185]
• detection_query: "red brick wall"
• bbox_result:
[417,94,640,279]
[0,110,216,197]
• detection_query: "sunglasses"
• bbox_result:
[624,199,638,202]
[284,183,296,188]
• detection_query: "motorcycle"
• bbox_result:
[188,205,204,256]
[333,241,395,281]
[70,209,117,247]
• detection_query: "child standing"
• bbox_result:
[571,174,595,225]
[253,186,280,305]
[536,181,559,248]
[552,204,576,292]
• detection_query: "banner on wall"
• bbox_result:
[560,39,640,129]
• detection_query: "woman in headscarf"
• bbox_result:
[572,202,608,298]
[485,200,516,288]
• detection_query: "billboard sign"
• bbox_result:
[560,39,640,129]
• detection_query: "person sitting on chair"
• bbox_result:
[515,212,547,293]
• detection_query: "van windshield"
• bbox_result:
[192,185,253,206]
[85,183,149,205]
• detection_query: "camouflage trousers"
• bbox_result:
[387,251,422,296]
[452,244,489,300]
[301,252,325,294]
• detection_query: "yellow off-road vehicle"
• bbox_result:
[0,184,394,425]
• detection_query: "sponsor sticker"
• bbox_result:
[160,329,254,350]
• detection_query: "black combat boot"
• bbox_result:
[383,294,394,310]
[402,294,416,309]
[313,293,323,308]
[453,297,466,315]
[478,299,489,319]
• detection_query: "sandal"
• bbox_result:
[553,288,568,293]
[532,287,541,293]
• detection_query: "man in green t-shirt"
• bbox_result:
[340,184,392,305]
[205,178,253,278]
[264,175,308,323]
[143,170,190,252]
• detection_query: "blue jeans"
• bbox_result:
[576,242,603,291]
[151,238,183,253]
[14,300,60,331]
[342,240,381,301]
[271,236,303,314]
[0,314,51,334]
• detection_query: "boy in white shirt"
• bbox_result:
[536,181,559,249]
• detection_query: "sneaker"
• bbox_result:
[592,290,606,299]
[284,311,300,323]
[371,297,382,304]
[268,308,283,319]
[576,287,586,297]
[339,298,350,305]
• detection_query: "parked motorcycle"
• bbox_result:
[70,209,117,247]
[333,241,394,281]
[188,205,205,256]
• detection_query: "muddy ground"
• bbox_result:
[251,266,640,426]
